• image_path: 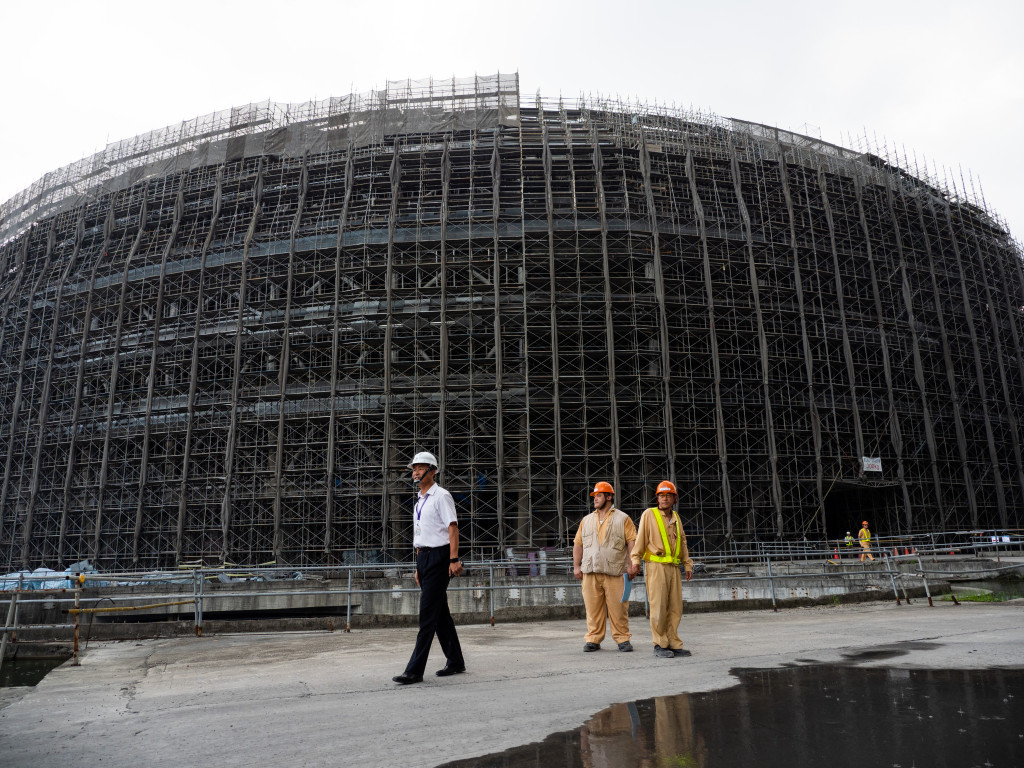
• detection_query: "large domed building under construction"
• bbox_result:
[1,74,1022,570]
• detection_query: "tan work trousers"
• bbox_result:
[644,560,683,650]
[581,572,630,644]
[860,541,874,561]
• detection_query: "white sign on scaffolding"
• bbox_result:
[862,456,882,473]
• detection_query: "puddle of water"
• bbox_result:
[0,658,67,688]
[441,667,1024,767]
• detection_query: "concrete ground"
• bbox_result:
[1,600,1022,768]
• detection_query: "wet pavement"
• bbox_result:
[0,601,1022,768]
[441,666,1024,767]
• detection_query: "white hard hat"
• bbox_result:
[407,451,439,469]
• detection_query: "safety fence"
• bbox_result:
[2,532,1022,675]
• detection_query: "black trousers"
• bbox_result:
[404,546,464,676]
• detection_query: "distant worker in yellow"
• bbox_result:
[630,480,693,658]
[858,520,874,562]
[573,481,639,652]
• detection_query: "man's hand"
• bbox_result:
[685,570,692,582]
[627,563,639,579]
[573,565,583,580]
[449,561,464,577]
[414,570,420,587]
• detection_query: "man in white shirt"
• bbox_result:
[392,451,466,685]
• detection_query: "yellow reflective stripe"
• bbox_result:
[643,508,681,565]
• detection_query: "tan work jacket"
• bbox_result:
[579,508,632,576]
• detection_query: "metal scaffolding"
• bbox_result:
[1,74,1022,571]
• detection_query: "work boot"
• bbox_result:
[653,645,675,658]
[617,641,633,652]
[583,642,600,652]
[672,648,692,657]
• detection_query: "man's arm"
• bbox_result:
[573,543,583,580]
[679,525,693,581]
[625,539,638,578]
[630,512,648,568]
[448,522,463,576]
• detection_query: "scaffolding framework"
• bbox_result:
[1,74,1022,570]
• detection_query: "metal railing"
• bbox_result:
[3,531,1022,673]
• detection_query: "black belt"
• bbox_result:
[416,545,449,554]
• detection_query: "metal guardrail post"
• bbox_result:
[345,570,352,632]
[765,556,778,612]
[489,563,495,627]
[193,569,202,636]
[884,554,901,604]
[72,580,81,665]
[0,576,20,677]
[917,556,934,607]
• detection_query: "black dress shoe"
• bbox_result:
[392,672,424,685]
[435,663,466,677]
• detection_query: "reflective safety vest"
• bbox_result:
[844,535,855,547]
[859,528,871,543]
[644,508,683,565]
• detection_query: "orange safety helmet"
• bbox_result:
[655,480,678,496]
[590,481,615,496]
[862,520,869,526]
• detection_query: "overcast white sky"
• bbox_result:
[1,0,1021,240]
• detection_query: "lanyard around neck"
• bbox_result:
[416,492,431,521]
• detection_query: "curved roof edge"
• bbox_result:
[0,72,1012,249]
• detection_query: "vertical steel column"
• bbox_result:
[2,226,55,565]
[23,212,86,564]
[94,189,150,561]
[325,147,355,553]
[853,176,913,529]
[778,152,825,519]
[439,139,451,473]
[973,241,1024,511]
[684,149,732,535]
[638,129,677,482]
[730,148,783,534]
[881,174,948,522]
[815,164,866,469]
[539,104,566,543]
[987,223,1024,506]
[939,198,1008,527]
[490,140,506,550]
[912,193,977,529]
[512,125,532,547]
[381,143,401,553]
[591,124,621,495]
[133,180,185,564]
[177,168,225,562]
[59,206,114,564]
[271,156,309,561]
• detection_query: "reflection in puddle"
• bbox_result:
[0,657,67,688]
[441,667,1024,767]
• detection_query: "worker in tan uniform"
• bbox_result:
[630,480,693,658]
[573,481,639,652]
[858,520,874,562]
